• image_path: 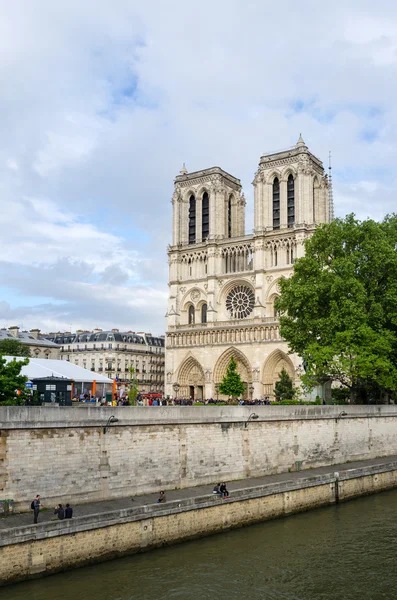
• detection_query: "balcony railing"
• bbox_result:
[169,316,279,331]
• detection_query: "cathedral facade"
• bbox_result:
[165,136,330,400]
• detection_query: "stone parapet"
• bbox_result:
[2,405,397,429]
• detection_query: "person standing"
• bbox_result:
[65,503,73,519]
[33,495,41,524]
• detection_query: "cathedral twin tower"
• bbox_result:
[165,136,330,400]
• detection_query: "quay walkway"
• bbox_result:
[1,454,397,531]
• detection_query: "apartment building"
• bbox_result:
[0,326,60,358]
[44,329,165,394]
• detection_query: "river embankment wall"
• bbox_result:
[2,405,397,509]
[1,459,397,586]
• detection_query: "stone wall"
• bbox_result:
[2,405,397,509]
[1,460,397,586]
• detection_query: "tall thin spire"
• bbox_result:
[328,151,334,222]
[296,133,306,148]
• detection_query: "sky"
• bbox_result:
[0,0,396,335]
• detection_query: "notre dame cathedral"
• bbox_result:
[165,136,330,400]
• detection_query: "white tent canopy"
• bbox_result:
[3,356,112,384]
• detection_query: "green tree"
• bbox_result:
[0,338,30,357]
[218,356,245,400]
[128,366,139,405]
[276,214,397,403]
[0,356,29,405]
[274,367,297,401]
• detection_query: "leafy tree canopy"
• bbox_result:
[218,356,246,399]
[274,367,297,401]
[276,214,397,403]
[0,356,29,405]
[0,338,31,357]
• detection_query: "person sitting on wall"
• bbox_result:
[213,483,222,496]
[157,490,166,503]
[54,503,65,520]
[220,483,229,499]
[65,503,73,519]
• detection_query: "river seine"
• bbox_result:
[5,489,397,600]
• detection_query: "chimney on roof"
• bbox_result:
[9,326,20,338]
[30,328,41,339]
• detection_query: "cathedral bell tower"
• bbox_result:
[171,166,244,246]
[253,135,329,232]
[165,137,330,402]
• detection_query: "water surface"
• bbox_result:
[5,489,397,600]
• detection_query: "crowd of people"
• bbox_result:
[71,394,272,406]
[153,397,271,406]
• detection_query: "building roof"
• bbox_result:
[174,166,241,187]
[44,330,165,347]
[0,329,60,348]
[3,357,112,383]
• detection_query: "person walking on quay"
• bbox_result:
[32,495,41,524]
[65,503,73,519]
[54,504,65,520]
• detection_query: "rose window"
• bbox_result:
[226,285,255,319]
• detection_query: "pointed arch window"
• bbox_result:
[189,195,196,244]
[273,178,280,230]
[274,296,280,317]
[287,174,295,228]
[313,178,320,224]
[228,196,232,238]
[201,303,207,324]
[202,192,209,240]
[188,305,195,325]
[272,248,278,267]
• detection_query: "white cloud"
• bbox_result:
[0,0,396,333]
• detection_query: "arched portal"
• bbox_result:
[177,355,205,400]
[213,347,252,399]
[262,350,295,399]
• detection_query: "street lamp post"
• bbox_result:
[244,413,259,428]
[103,415,119,434]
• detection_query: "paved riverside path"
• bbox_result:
[1,455,397,531]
